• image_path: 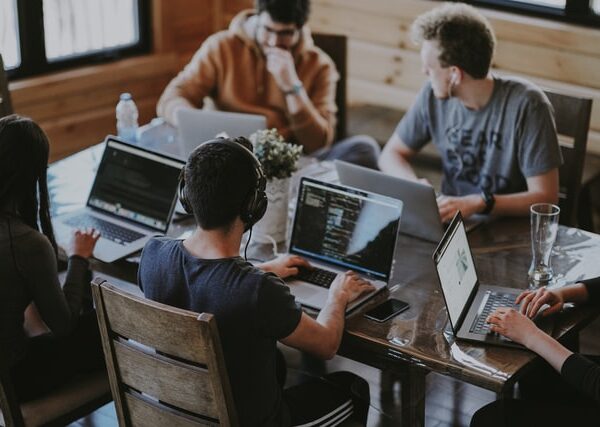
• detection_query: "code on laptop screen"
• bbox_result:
[87,140,183,231]
[289,179,403,280]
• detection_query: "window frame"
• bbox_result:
[463,0,600,27]
[7,0,151,80]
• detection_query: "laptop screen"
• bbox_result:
[87,139,183,232]
[289,178,403,280]
[433,214,478,328]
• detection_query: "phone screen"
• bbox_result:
[364,298,410,322]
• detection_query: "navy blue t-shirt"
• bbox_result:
[138,237,303,426]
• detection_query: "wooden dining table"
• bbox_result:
[48,138,600,427]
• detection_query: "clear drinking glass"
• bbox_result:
[528,203,560,289]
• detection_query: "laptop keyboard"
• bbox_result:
[295,266,337,288]
[469,291,517,335]
[64,214,144,245]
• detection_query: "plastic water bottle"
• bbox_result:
[116,93,139,142]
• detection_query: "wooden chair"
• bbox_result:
[544,89,593,227]
[0,54,13,117]
[0,347,110,427]
[313,33,347,141]
[91,277,238,427]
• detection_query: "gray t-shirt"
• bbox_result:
[396,76,562,196]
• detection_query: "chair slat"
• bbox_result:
[114,340,218,417]
[124,392,217,427]
[101,284,209,364]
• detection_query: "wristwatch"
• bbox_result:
[283,82,303,96]
[480,190,495,215]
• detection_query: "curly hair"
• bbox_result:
[410,3,496,79]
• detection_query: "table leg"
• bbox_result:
[401,365,427,427]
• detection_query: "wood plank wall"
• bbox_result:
[8,0,227,161]
[308,0,600,155]
[9,0,600,159]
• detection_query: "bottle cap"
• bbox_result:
[120,93,132,101]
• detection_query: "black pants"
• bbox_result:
[276,350,370,426]
[10,311,106,402]
[471,355,600,427]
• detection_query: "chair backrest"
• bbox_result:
[312,33,347,141]
[91,278,238,427]
[1,328,110,427]
[0,54,14,118]
[544,89,593,226]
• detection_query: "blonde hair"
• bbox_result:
[411,3,496,79]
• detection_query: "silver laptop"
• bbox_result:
[52,137,183,263]
[432,211,552,348]
[335,160,443,242]
[176,108,266,159]
[286,177,403,313]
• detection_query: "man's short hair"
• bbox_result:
[256,0,310,27]
[411,3,496,79]
[184,137,256,231]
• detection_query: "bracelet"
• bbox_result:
[283,82,303,96]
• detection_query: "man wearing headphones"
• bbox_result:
[378,3,562,223]
[138,137,373,426]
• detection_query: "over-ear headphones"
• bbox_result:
[178,138,268,231]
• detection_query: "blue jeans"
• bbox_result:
[312,134,380,170]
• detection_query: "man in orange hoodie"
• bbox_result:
[157,0,380,168]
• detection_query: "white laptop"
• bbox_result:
[432,211,553,348]
[176,108,267,159]
[52,136,183,263]
[335,161,484,243]
[335,161,443,242]
[285,177,403,313]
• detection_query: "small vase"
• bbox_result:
[253,177,290,243]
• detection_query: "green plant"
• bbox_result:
[249,128,303,180]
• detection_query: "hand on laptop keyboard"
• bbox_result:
[485,306,542,348]
[258,254,311,279]
[330,271,376,305]
[66,228,101,259]
[516,287,564,318]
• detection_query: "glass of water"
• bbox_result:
[528,203,560,289]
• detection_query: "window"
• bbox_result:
[2,0,150,79]
[466,0,600,26]
[0,0,21,69]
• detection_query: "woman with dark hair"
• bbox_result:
[0,114,105,401]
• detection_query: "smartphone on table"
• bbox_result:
[364,298,410,323]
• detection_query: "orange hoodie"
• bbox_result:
[156,10,339,153]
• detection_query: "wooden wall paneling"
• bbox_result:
[311,0,600,154]
[221,0,254,29]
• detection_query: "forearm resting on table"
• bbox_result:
[378,137,419,181]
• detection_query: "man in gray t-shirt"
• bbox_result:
[379,3,562,223]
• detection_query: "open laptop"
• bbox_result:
[52,136,183,263]
[432,211,552,348]
[285,177,403,312]
[176,108,266,159]
[336,160,443,242]
[335,161,484,243]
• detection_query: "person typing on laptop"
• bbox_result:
[157,0,380,168]
[378,3,561,223]
[0,115,106,402]
[471,278,600,426]
[138,137,374,426]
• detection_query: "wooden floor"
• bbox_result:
[67,104,600,426]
